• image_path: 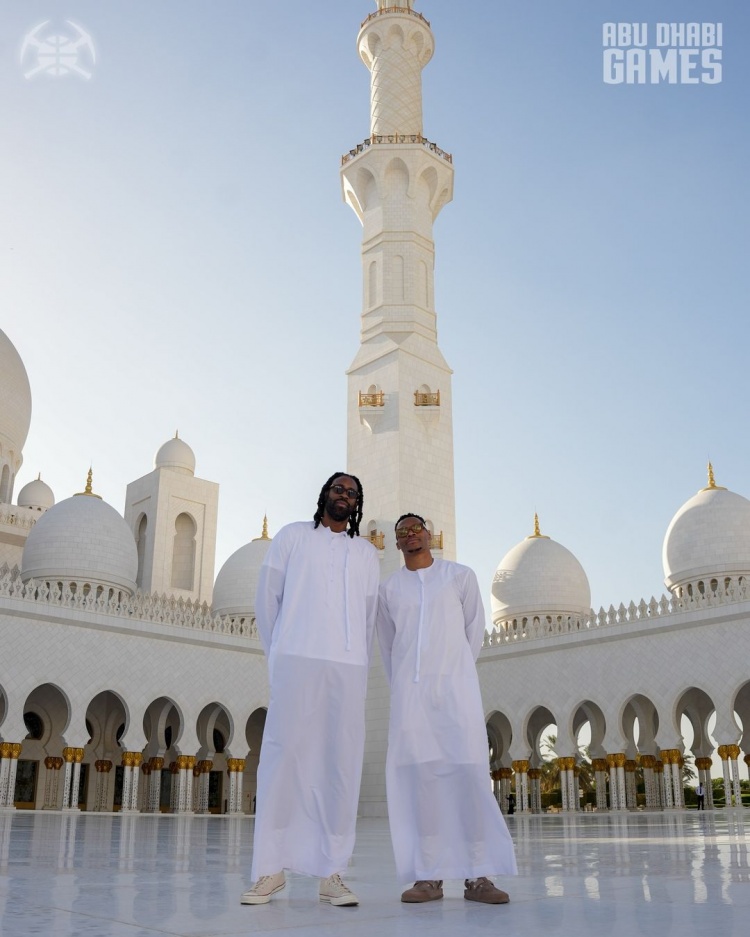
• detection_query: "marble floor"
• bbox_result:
[0,809,748,937]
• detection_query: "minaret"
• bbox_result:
[342,0,456,579]
[342,0,455,817]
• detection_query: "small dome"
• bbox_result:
[17,476,55,511]
[21,486,138,594]
[0,328,32,461]
[491,518,591,626]
[154,434,195,475]
[663,468,750,593]
[213,521,272,617]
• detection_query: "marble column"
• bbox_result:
[175,755,196,813]
[718,745,735,807]
[512,760,529,813]
[527,768,542,813]
[43,756,63,809]
[592,758,608,811]
[120,752,143,813]
[94,760,113,811]
[0,743,23,809]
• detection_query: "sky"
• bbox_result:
[1,0,748,618]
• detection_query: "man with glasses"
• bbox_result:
[377,513,517,904]
[241,473,379,907]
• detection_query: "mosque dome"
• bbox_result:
[21,473,137,594]
[0,327,32,460]
[491,516,591,626]
[154,434,195,476]
[662,465,750,594]
[212,519,272,617]
[16,476,55,512]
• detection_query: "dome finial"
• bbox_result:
[701,461,726,492]
[175,429,179,439]
[75,467,102,500]
[526,512,549,540]
[253,514,271,541]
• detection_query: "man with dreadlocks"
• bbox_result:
[377,513,517,904]
[241,473,379,908]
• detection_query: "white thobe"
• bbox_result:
[378,559,517,883]
[251,521,380,879]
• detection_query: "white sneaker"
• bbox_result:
[240,871,286,904]
[319,873,359,906]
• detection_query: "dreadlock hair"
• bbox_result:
[395,512,427,531]
[313,472,364,538]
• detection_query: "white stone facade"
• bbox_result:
[1,3,749,822]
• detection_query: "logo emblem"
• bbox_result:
[20,21,96,80]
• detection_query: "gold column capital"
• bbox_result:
[63,746,77,763]
[640,755,655,769]
[592,758,608,772]
[511,760,529,773]
[654,760,664,773]
[499,767,514,780]
[94,760,113,773]
[151,757,164,771]
[121,751,142,767]
[624,760,637,773]
[527,768,542,780]
[176,755,196,770]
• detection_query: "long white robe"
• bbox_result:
[378,558,517,883]
[251,521,380,879]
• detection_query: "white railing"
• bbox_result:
[483,575,750,649]
[0,507,38,530]
[0,564,259,640]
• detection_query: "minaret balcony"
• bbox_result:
[367,531,385,551]
[361,6,430,29]
[342,135,452,166]
[414,390,440,407]
[358,391,385,407]
[430,531,444,551]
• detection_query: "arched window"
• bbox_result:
[24,712,44,740]
[171,513,196,591]
[136,514,148,588]
[0,465,9,504]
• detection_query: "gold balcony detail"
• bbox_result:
[430,531,444,550]
[367,531,385,550]
[342,135,452,166]
[359,391,385,407]
[361,7,430,30]
[414,390,440,407]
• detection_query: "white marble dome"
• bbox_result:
[491,522,591,625]
[21,489,138,594]
[213,525,272,617]
[662,472,750,593]
[0,328,32,459]
[155,434,195,476]
[17,476,55,512]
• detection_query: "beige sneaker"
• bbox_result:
[319,873,359,906]
[401,880,443,903]
[464,877,510,904]
[240,871,286,904]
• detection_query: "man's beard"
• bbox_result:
[325,497,352,523]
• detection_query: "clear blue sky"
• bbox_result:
[2,0,748,615]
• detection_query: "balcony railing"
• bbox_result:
[342,135,452,166]
[430,531,443,550]
[367,531,385,550]
[414,390,440,407]
[361,7,430,29]
[359,391,385,407]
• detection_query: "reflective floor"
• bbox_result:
[0,809,748,936]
